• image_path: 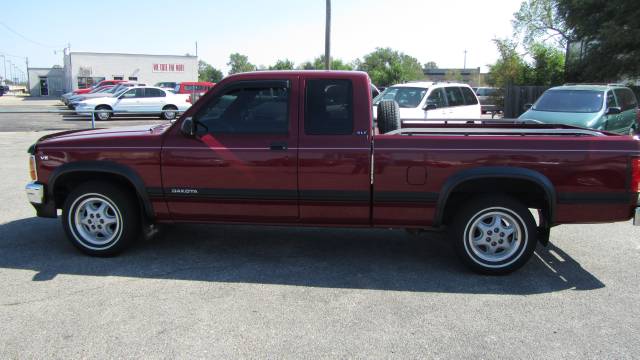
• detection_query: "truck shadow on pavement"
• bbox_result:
[0,217,605,295]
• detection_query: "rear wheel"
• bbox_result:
[62,181,140,256]
[376,100,401,134]
[450,194,538,275]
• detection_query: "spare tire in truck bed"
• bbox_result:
[377,100,401,134]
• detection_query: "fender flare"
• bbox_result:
[48,161,155,220]
[434,166,556,227]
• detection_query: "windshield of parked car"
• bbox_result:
[373,86,428,108]
[533,90,604,113]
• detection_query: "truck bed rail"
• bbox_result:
[391,119,607,137]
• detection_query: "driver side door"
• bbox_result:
[424,88,448,118]
[113,87,144,113]
[161,77,300,222]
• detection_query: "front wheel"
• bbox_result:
[161,105,178,120]
[450,194,538,275]
[62,182,140,256]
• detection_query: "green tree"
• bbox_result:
[227,53,256,74]
[269,59,295,70]
[198,60,224,82]
[358,47,424,86]
[487,38,531,87]
[445,69,464,82]
[557,0,640,81]
[298,55,353,70]
[423,61,438,70]
[512,0,572,48]
[529,42,565,85]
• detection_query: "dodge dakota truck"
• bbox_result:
[25,71,640,274]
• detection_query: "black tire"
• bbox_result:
[376,100,401,134]
[161,105,178,120]
[62,181,140,256]
[95,105,112,121]
[449,194,538,275]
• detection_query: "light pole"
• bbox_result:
[324,0,331,70]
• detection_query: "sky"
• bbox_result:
[0,0,522,77]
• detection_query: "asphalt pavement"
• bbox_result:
[0,96,639,358]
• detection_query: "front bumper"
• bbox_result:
[25,182,57,218]
[25,181,44,204]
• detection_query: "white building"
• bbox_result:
[28,51,198,96]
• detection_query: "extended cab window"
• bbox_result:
[305,79,353,135]
[196,84,289,134]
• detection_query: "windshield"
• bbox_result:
[533,90,604,113]
[373,86,427,108]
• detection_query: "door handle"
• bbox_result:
[269,142,288,151]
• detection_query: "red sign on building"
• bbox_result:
[152,63,185,72]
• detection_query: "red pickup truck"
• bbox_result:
[25,71,640,274]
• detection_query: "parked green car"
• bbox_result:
[519,84,639,135]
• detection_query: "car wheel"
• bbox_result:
[450,194,538,275]
[62,181,140,256]
[161,105,178,120]
[95,106,112,121]
[377,100,401,134]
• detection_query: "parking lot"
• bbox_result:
[1,95,640,358]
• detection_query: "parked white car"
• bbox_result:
[67,82,145,108]
[75,86,191,120]
[372,82,481,120]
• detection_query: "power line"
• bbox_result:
[0,21,65,49]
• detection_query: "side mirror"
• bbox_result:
[524,103,533,110]
[423,103,437,111]
[606,107,622,115]
[180,117,196,137]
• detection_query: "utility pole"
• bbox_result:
[463,49,467,70]
[324,0,331,70]
[25,57,29,90]
[0,55,5,84]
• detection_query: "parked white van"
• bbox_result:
[372,82,481,120]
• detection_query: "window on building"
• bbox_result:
[113,76,124,80]
[77,77,105,89]
[305,79,353,135]
[128,76,138,81]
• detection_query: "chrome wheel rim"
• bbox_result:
[97,110,110,120]
[164,110,176,119]
[72,196,121,247]
[465,209,524,264]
